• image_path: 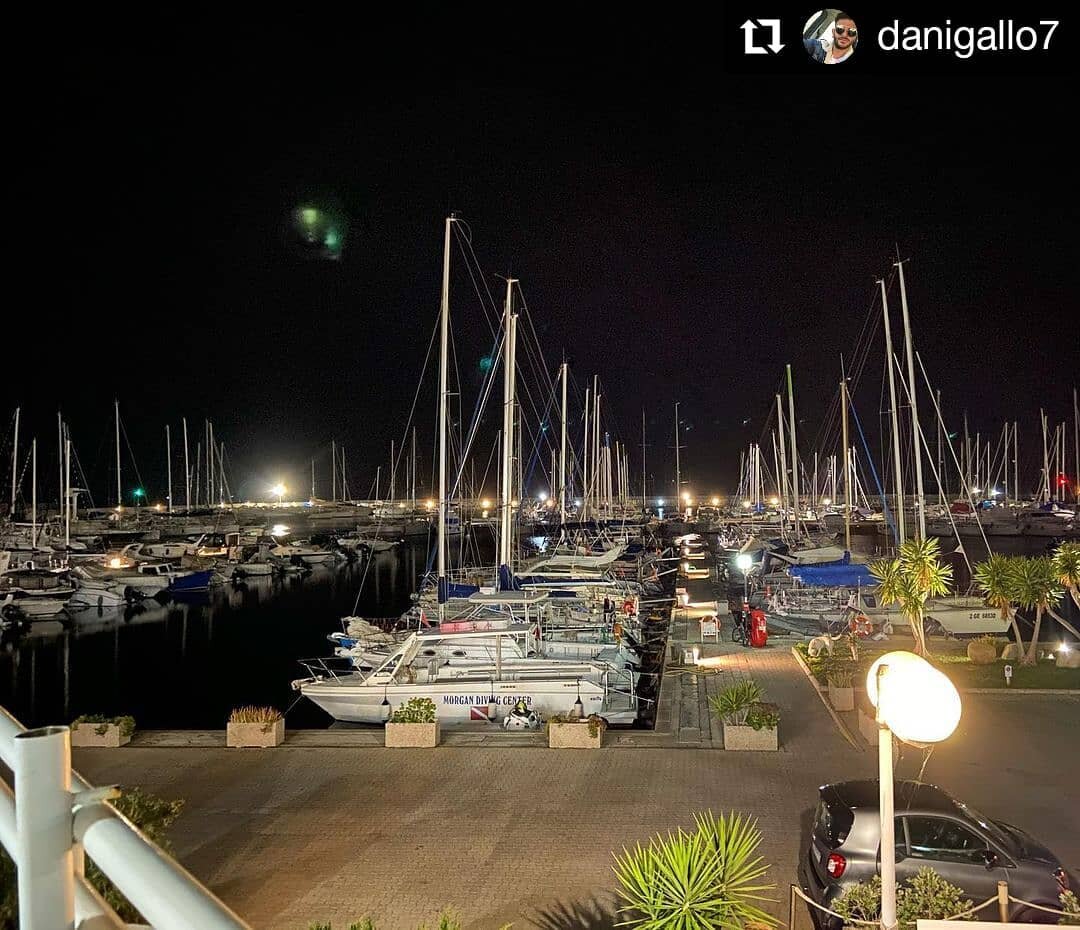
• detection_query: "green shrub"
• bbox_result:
[745,702,780,731]
[613,810,777,930]
[72,714,136,738]
[389,697,437,724]
[710,679,763,725]
[825,655,856,689]
[832,867,972,927]
[1060,890,1080,925]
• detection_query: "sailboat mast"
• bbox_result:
[786,364,800,537]
[582,387,590,522]
[674,401,681,509]
[166,425,172,513]
[114,400,121,507]
[559,362,568,524]
[332,440,337,502]
[841,378,851,551]
[437,215,453,613]
[411,427,417,509]
[775,394,788,518]
[182,417,190,511]
[390,441,395,503]
[65,436,71,548]
[895,260,926,538]
[593,379,600,518]
[57,412,63,522]
[880,279,906,542]
[31,439,37,549]
[1074,388,1079,504]
[9,408,18,517]
[1040,409,1049,501]
[498,278,518,581]
[641,408,646,511]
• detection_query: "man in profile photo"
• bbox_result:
[803,11,858,64]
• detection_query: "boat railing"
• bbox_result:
[296,655,357,682]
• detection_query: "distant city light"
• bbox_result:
[710,496,720,506]
[742,500,751,508]
[538,491,548,501]
[656,499,665,506]
[271,524,289,537]
[481,499,492,509]
[425,499,435,509]
[769,497,779,506]
[822,497,831,506]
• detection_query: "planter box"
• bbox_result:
[828,684,854,712]
[71,723,131,748]
[227,718,284,748]
[548,721,603,749]
[385,721,440,748]
[1057,648,1080,669]
[722,723,778,751]
[858,708,879,746]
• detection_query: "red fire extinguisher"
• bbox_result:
[749,608,768,648]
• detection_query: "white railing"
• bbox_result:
[0,705,251,930]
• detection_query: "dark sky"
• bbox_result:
[7,18,1077,508]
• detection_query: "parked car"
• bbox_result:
[799,780,1072,927]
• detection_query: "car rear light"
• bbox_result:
[827,853,847,878]
[1055,868,1069,892]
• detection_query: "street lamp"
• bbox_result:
[270,483,286,505]
[866,652,962,930]
[735,552,753,602]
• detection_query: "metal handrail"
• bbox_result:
[0,704,250,930]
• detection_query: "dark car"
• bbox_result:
[799,780,1072,927]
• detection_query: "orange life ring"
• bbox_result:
[622,599,635,616]
[613,621,623,639]
[849,614,873,638]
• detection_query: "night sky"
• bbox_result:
[9,20,1077,508]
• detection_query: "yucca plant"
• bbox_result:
[613,811,776,930]
[973,553,1025,649]
[1010,557,1065,666]
[870,537,952,656]
[709,680,763,726]
[1047,543,1080,642]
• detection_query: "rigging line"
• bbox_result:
[848,391,899,546]
[453,224,501,339]
[521,375,562,493]
[118,415,147,499]
[388,305,442,488]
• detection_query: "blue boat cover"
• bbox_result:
[788,562,876,587]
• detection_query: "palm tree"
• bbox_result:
[870,537,953,656]
[1010,557,1065,666]
[972,554,1025,650]
[1047,542,1080,641]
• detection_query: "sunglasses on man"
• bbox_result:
[833,25,857,37]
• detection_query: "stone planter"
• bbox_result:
[858,708,879,746]
[227,718,284,748]
[385,721,440,748]
[1056,648,1080,669]
[828,684,854,712]
[722,723,778,751]
[548,721,603,749]
[70,723,131,748]
[967,640,999,665]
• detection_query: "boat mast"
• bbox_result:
[775,394,788,526]
[498,277,518,586]
[332,439,337,502]
[411,427,417,509]
[841,377,851,552]
[582,387,590,522]
[895,259,926,538]
[559,362,568,525]
[9,407,18,517]
[674,401,681,510]
[182,418,190,512]
[31,438,37,550]
[390,440,395,503]
[1040,409,1049,502]
[437,215,453,614]
[879,279,906,542]
[1074,388,1079,504]
[640,408,646,512]
[208,421,215,507]
[937,390,944,502]
[786,364,801,537]
[114,400,121,507]
[64,434,71,548]
[593,379,600,519]
[166,425,172,514]
[57,412,63,524]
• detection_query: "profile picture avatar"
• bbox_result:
[803,9,858,64]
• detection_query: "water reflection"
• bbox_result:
[0,545,424,729]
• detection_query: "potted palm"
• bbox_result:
[966,634,1003,666]
[385,697,440,747]
[70,714,135,748]
[227,706,284,747]
[1009,557,1065,666]
[613,810,777,929]
[710,679,779,750]
[547,713,606,748]
[870,537,953,656]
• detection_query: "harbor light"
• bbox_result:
[682,492,691,502]
[425,499,435,509]
[710,496,720,506]
[481,499,492,509]
[822,497,831,506]
[270,524,289,537]
[742,500,751,508]
[271,483,286,505]
[538,491,548,501]
[656,498,665,506]
[971,487,982,494]
[735,553,753,572]
[769,496,779,506]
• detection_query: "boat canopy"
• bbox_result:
[788,561,876,587]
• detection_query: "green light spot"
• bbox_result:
[133,487,145,499]
[324,228,340,249]
[301,208,318,226]
[479,355,493,373]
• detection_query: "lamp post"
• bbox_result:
[271,483,286,506]
[866,652,962,930]
[735,553,753,603]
